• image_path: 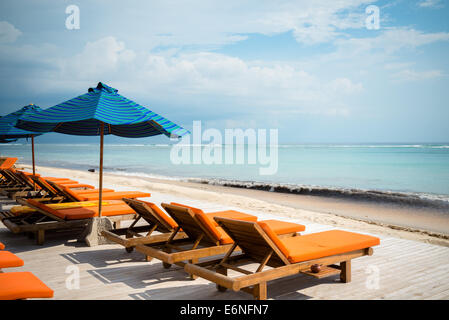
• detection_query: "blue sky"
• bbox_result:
[0,0,448,144]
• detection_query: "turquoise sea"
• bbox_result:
[1,143,449,203]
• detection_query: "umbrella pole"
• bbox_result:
[99,122,104,217]
[31,135,36,191]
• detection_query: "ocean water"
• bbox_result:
[1,143,449,203]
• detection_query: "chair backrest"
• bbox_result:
[0,157,18,170]
[122,198,176,233]
[46,181,80,202]
[29,176,59,197]
[214,217,290,267]
[170,202,205,215]
[7,169,35,189]
[161,203,219,245]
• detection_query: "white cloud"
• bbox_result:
[390,69,444,82]
[59,36,136,78]
[0,36,362,117]
[418,0,443,8]
[114,0,376,47]
[0,21,21,43]
[326,27,449,61]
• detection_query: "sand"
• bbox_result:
[20,163,449,247]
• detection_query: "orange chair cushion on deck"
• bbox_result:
[141,201,178,229]
[0,242,4,250]
[26,199,67,220]
[170,202,205,215]
[58,204,135,220]
[60,183,95,189]
[0,272,54,300]
[257,221,291,259]
[219,219,305,245]
[205,210,258,226]
[281,230,380,263]
[194,211,223,243]
[73,188,115,194]
[0,158,18,170]
[79,191,151,201]
[172,203,258,226]
[50,179,79,184]
[260,219,305,234]
[61,186,83,201]
[0,251,24,268]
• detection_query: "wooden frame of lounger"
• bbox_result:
[184,217,375,300]
[0,198,136,245]
[101,198,188,253]
[132,203,230,272]
[133,204,300,278]
[0,169,39,195]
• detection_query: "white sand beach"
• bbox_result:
[1,163,449,300]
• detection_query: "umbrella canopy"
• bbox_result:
[17,82,189,216]
[0,104,44,178]
[0,104,43,139]
[17,82,188,138]
[0,138,18,143]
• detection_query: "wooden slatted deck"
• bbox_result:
[1,192,448,300]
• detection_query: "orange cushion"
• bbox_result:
[172,203,258,226]
[0,272,54,300]
[218,219,304,245]
[59,204,135,220]
[194,211,223,242]
[141,201,178,229]
[205,210,257,226]
[0,158,18,170]
[27,199,66,220]
[261,219,305,234]
[60,183,95,189]
[0,242,4,250]
[170,202,205,215]
[50,179,79,184]
[0,251,24,268]
[281,230,380,263]
[79,191,151,201]
[216,227,234,244]
[61,186,83,201]
[257,221,291,258]
[73,188,115,194]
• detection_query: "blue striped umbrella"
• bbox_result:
[0,138,18,143]
[0,104,44,177]
[17,82,189,216]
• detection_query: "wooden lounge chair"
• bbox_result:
[184,217,380,299]
[1,198,137,245]
[0,272,54,300]
[134,203,305,277]
[102,199,260,254]
[1,169,80,200]
[27,175,100,203]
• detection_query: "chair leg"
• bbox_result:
[340,260,351,283]
[253,282,267,300]
[216,266,228,292]
[36,229,45,245]
[189,258,199,279]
